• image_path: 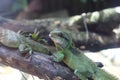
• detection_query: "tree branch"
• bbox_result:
[0,46,79,80]
[0,7,120,51]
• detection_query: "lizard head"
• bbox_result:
[49,29,72,50]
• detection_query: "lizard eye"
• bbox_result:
[58,33,64,38]
[58,33,68,41]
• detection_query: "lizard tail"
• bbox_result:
[94,68,118,80]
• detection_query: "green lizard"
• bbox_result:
[49,29,118,80]
[0,27,51,55]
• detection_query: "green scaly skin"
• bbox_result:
[0,27,50,54]
[49,29,118,80]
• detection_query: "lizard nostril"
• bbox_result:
[49,34,52,37]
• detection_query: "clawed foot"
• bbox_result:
[95,62,104,68]
[74,70,88,80]
[19,44,33,58]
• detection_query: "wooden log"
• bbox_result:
[0,46,79,80]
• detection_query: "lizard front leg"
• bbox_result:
[50,51,64,62]
[19,43,33,57]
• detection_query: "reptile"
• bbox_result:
[49,29,118,80]
[0,27,51,55]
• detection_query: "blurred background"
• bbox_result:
[1,0,120,19]
[0,0,120,80]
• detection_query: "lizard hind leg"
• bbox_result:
[19,43,33,57]
[74,69,88,80]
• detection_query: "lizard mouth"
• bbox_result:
[49,33,62,45]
